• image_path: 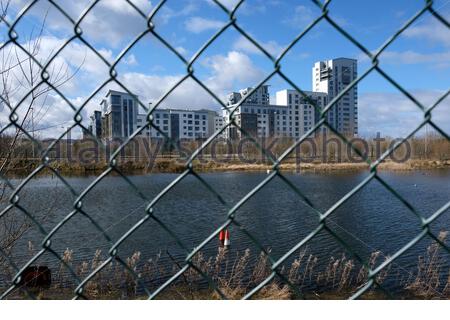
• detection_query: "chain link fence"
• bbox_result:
[0,0,449,299]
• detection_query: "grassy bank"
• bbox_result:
[5,158,450,177]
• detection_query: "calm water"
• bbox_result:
[2,170,450,292]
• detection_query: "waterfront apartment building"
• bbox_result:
[312,58,358,136]
[224,85,278,139]
[223,85,327,139]
[90,90,222,141]
[90,57,357,141]
[227,85,270,107]
[275,89,327,137]
[136,108,218,140]
[100,90,138,139]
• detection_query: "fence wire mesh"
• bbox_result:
[0,0,449,300]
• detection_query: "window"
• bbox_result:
[111,95,121,104]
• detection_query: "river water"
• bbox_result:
[2,169,449,295]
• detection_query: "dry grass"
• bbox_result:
[4,234,449,300]
[405,231,449,298]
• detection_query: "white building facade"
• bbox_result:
[91,58,357,141]
[136,108,219,140]
[224,85,327,139]
[312,58,358,136]
[92,90,222,140]
[275,89,327,138]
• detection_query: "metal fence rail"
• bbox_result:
[0,0,449,299]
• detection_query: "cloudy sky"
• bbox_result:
[0,0,449,138]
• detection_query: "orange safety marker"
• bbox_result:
[224,229,230,247]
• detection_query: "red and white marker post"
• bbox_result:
[224,229,230,247]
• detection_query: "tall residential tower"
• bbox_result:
[312,58,358,136]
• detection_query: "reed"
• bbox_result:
[6,233,449,299]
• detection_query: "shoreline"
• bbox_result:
[4,159,450,177]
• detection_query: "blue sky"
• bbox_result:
[1,0,449,138]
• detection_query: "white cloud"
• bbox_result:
[0,92,93,139]
[201,50,264,93]
[283,5,315,28]
[123,54,138,66]
[35,36,112,76]
[157,2,198,24]
[0,33,114,137]
[403,18,450,47]
[107,51,264,112]
[118,74,215,110]
[233,35,284,56]
[175,46,188,56]
[206,0,281,15]
[6,0,153,48]
[379,50,450,68]
[359,91,450,138]
[184,17,224,33]
[206,0,240,10]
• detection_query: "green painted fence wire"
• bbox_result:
[0,0,449,300]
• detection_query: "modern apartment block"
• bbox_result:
[224,85,281,139]
[90,90,221,141]
[99,90,138,139]
[89,58,358,141]
[312,58,358,135]
[275,89,327,137]
[227,85,270,107]
[136,108,217,140]
[223,85,327,139]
